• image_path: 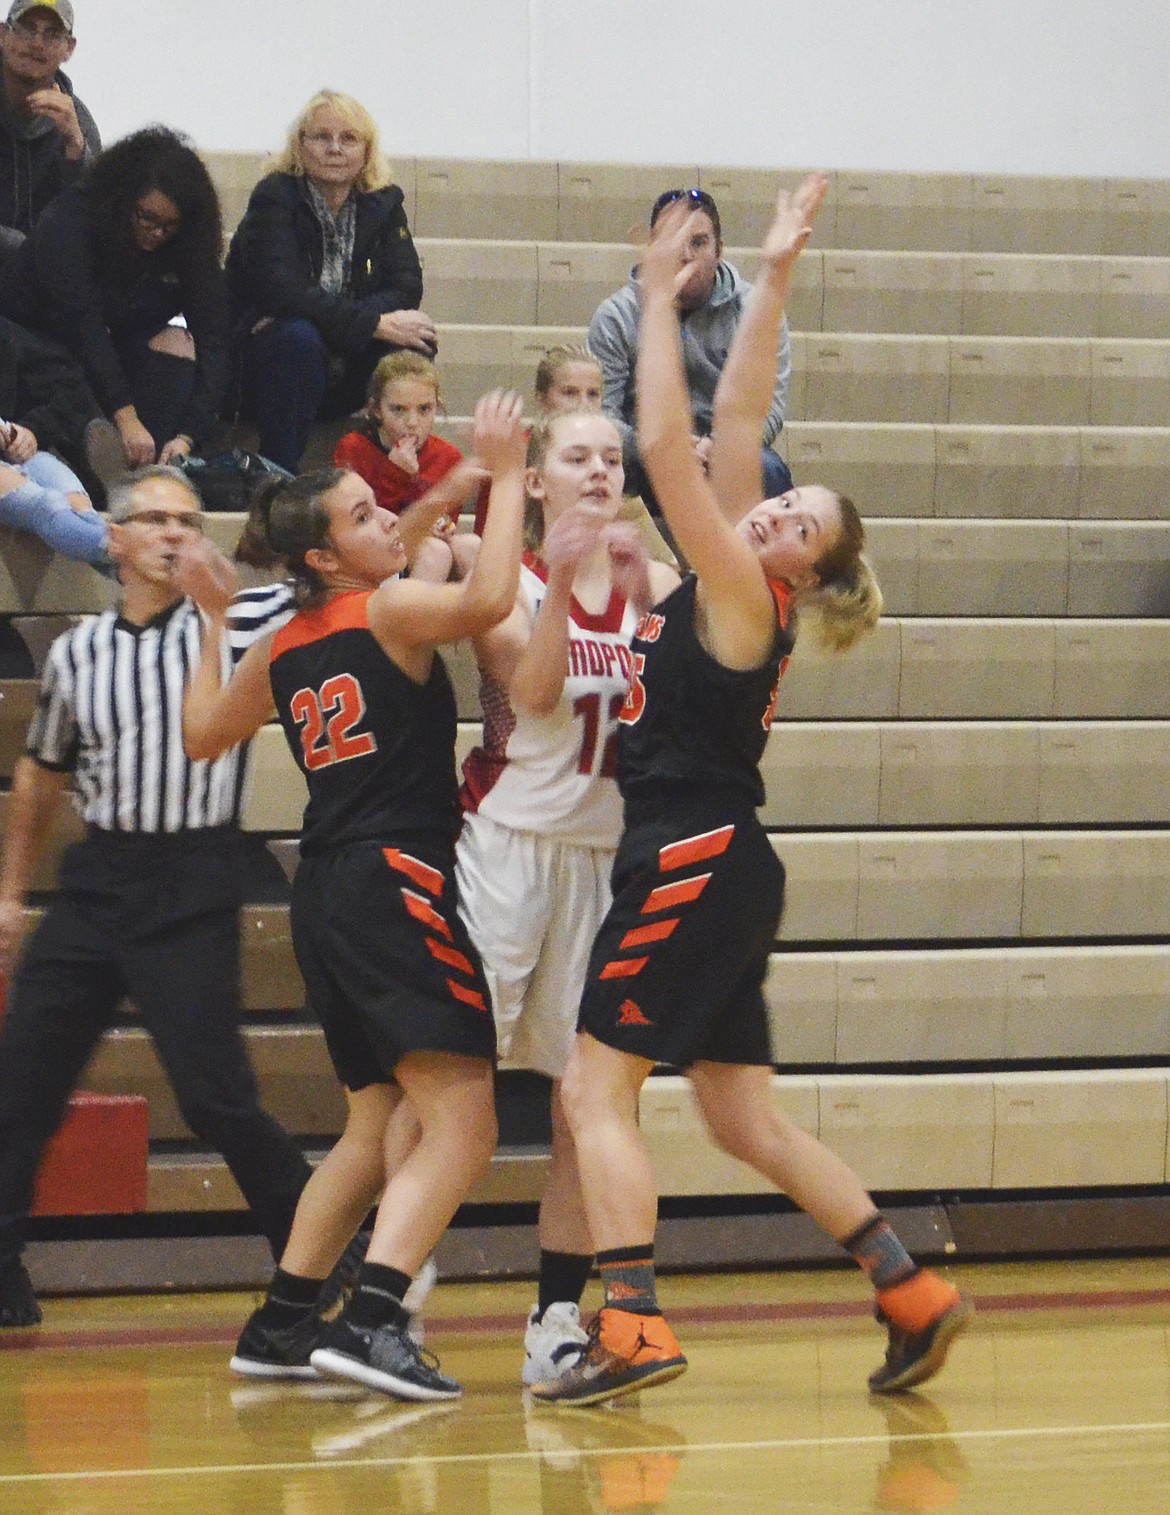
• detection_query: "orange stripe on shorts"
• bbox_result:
[401,888,454,941]
[447,978,488,1011]
[383,847,444,896]
[426,937,475,975]
[658,824,735,872]
[599,956,649,980]
[641,873,711,914]
[620,919,678,949]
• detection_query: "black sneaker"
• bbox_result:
[0,1255,41,1327]
[868,1298,973,1394]
[230,1306,322,1380]
[316,1227,372,1318]
[310,1315,462,1401]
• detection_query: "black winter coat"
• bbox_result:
[226,172,423,355]
[0,184,230,445]
[0,313,99,463]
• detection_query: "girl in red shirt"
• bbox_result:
[334,351,486,581]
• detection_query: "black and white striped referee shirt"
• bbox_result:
[26,586,295,834]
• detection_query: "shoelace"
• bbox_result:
[405,1334,447,1376]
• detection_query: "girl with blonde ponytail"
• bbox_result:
[532,177,968,1409]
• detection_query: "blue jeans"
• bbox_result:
[0,451,109,568]
[241,318,383,472]
[625,441,794,516]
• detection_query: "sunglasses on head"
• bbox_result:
[650,187,718,224]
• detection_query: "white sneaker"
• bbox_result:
[521,1301,590,1387]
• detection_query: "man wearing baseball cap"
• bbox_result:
[0,1,99,249]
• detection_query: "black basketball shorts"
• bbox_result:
[291,839,496,1090]
[578,803,785,1068]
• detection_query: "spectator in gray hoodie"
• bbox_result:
[588,186,793,512]
[0,0,99,250]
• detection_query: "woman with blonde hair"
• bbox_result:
[227,90,436,471]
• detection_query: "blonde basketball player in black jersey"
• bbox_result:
[181,390,527,1401]
[530,178,971,1407]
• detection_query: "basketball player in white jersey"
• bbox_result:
[456,407,679,1385]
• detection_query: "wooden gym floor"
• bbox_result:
[2,1256,1169,1513]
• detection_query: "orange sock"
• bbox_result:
[876,1269,960,1332]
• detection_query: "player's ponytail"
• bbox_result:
[523,414,560,550]
[800,493,883,654]
[237,468,345,606]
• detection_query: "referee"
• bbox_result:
[0,465,311,1326]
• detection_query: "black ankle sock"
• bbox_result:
[258,1267,324,1326]
[348,1262,412,1329]
[536,1249,593,1319]
[597,1244,660,1316]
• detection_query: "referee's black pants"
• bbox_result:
[0,828,311,1263]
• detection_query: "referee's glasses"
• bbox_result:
[122,508,205,534]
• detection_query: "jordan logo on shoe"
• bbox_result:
[618,998,652,1027]
[633,1324,658,1358]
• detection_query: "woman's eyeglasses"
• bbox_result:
[132,206,182,237]
[301,131,365,151]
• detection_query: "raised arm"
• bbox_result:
[394,458,488,565]
[634,208,776,665]
[485,507,606,716]
[176,543,278,760]
[710,174,827,524]
[367,391,527,652]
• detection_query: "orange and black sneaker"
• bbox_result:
[868,1271,973,1394]
[528,1306,687,1406]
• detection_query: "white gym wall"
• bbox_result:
[77,0,1170,175]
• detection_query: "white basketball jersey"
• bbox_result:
[461,555,639,846]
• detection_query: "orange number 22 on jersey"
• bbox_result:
[289,673,377,771]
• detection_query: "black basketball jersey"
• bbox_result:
[269,590,459,854]
[616,574,795,813]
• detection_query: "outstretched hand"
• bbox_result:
[636,202,702,303]
[173,537,240,618]
[602,522,654,609]
[542,504,606,573]
[471,389,526,474]
[759,172,829,272]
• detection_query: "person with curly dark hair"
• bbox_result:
[0,124,230,473]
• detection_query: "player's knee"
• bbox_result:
[460,1094,497,1171]
[705,1106,758,1163]
[556,1057,591,1135]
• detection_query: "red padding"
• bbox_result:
[0,974,150,1215]
[32,1093,149,1216]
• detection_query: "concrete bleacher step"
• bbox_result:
[145,1143,550,1216]
[203,155,1170,255]
[229,719,1170,834]
[25,820,1170,954]
[427,419,1170,523]
[430,323,1170,426]
[134,1066,1170,1213]
[417,237,1170,339]
[5,513,1168,626]
[778,831,1170,942]
[441,619,1170,718]
[79,942,1170,1141]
